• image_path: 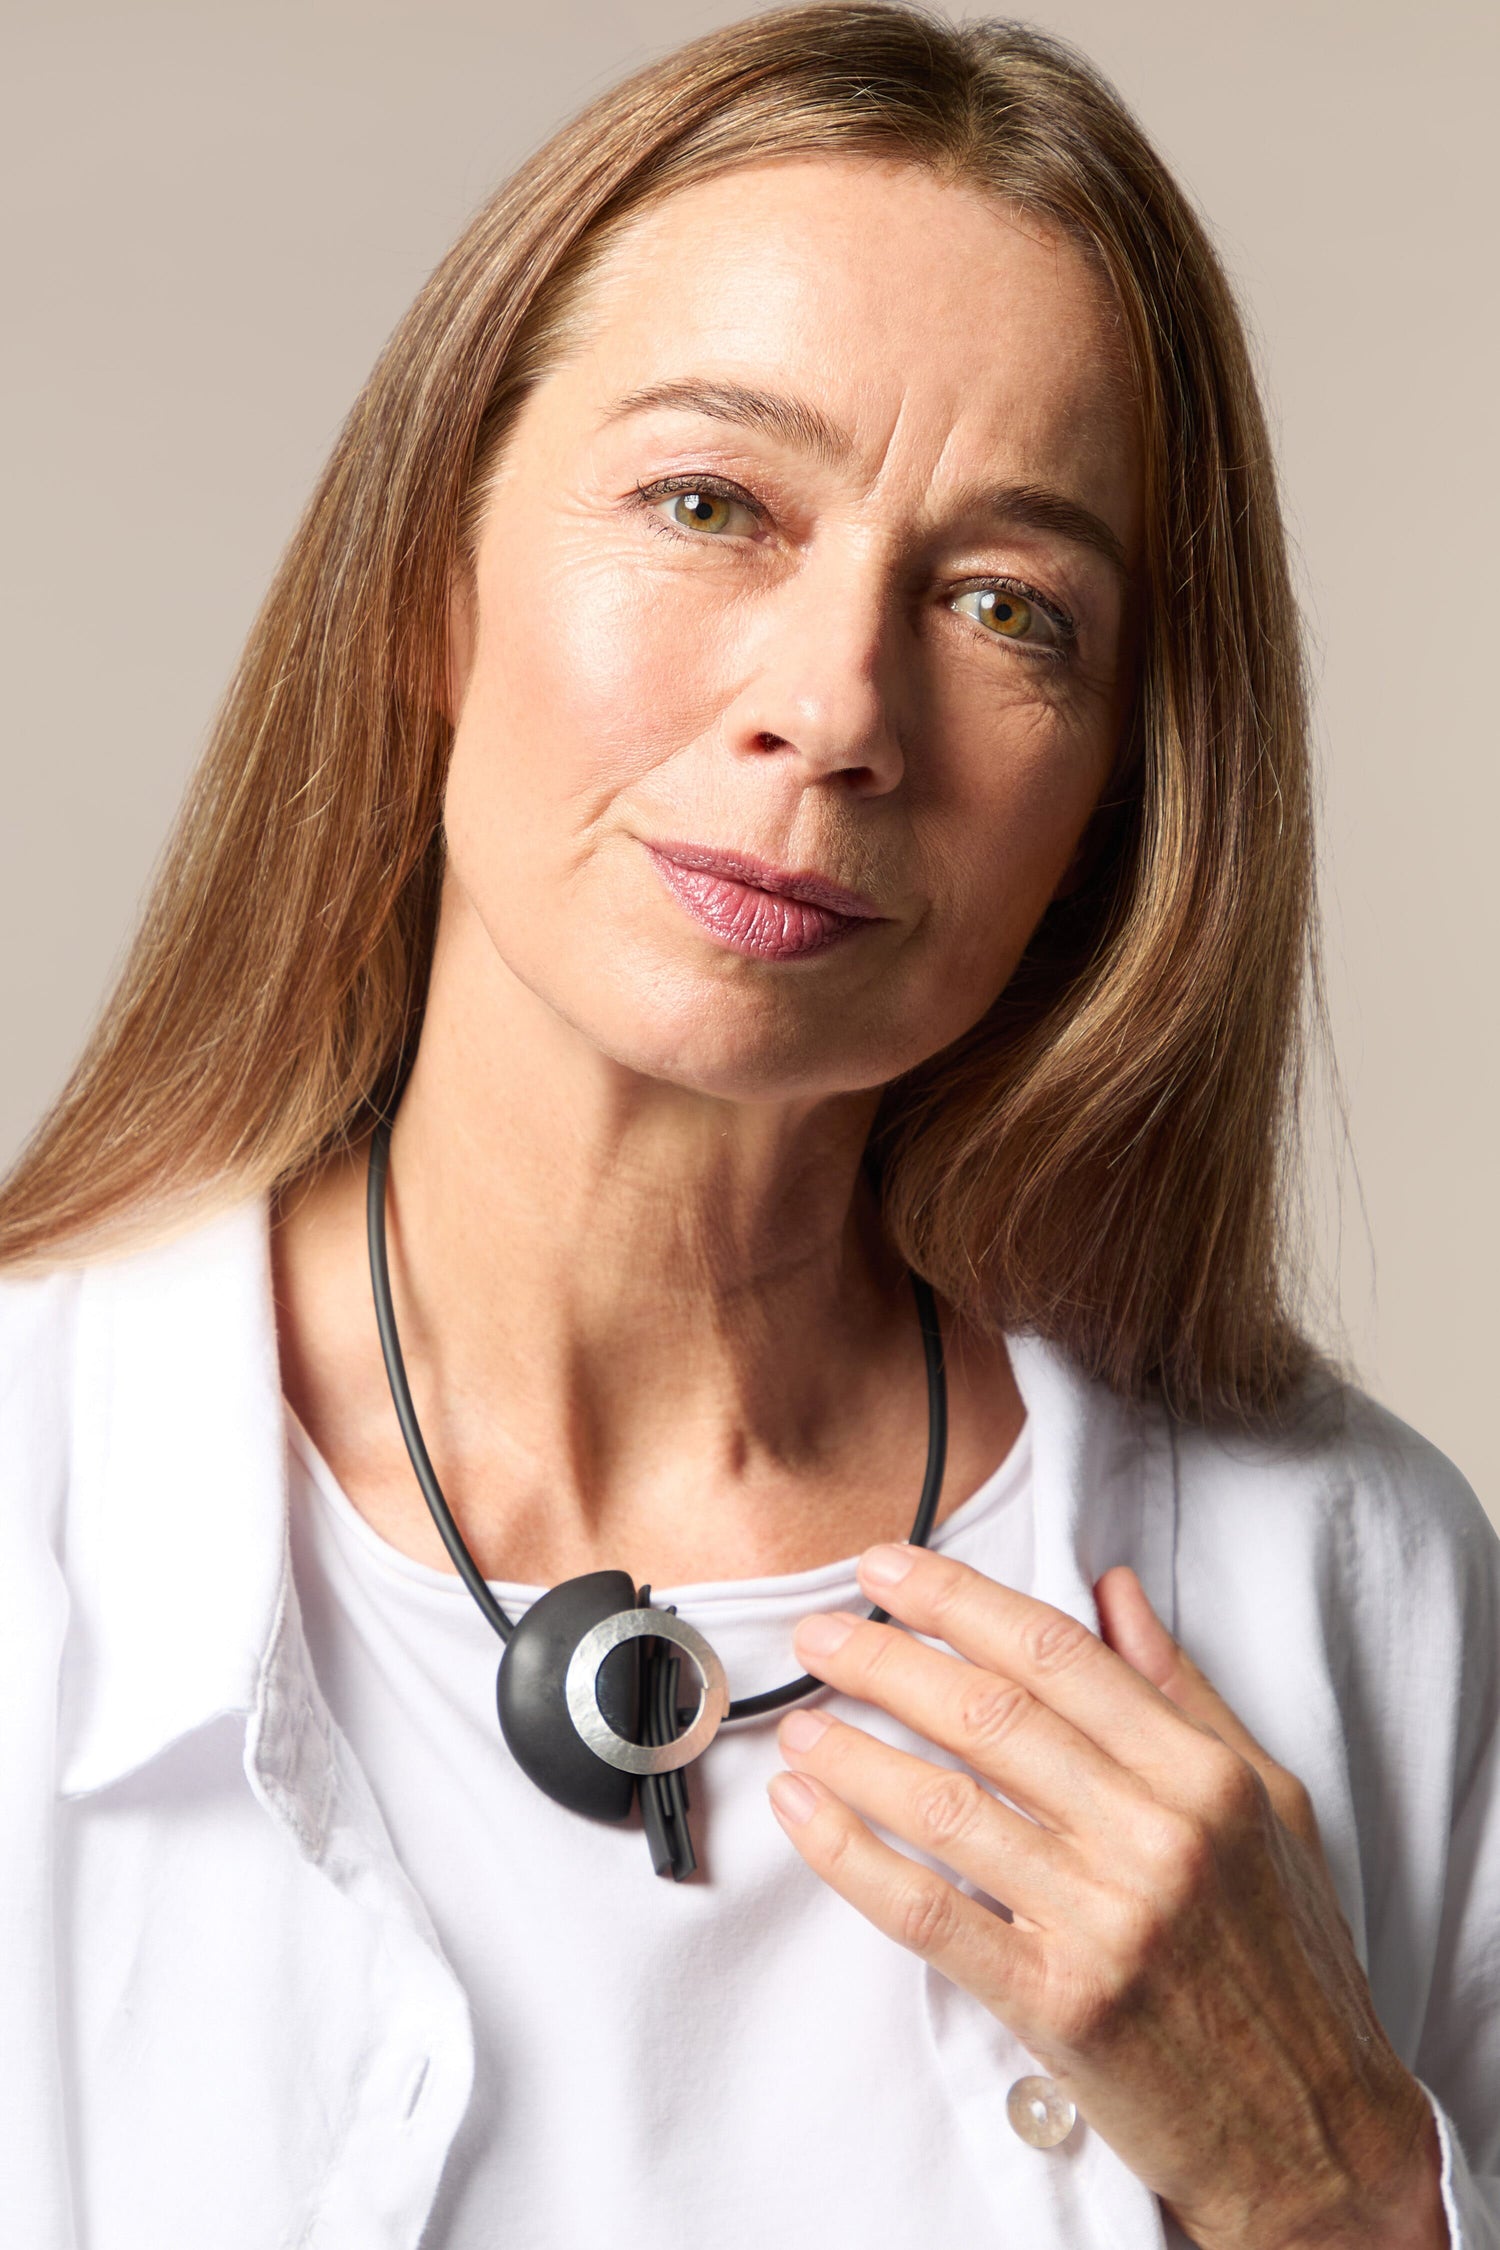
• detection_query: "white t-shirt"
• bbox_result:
[286,1407,1037,2250]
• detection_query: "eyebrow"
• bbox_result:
[600,376,1130,576]
[982,480,1129,576]
[602,377,850,469]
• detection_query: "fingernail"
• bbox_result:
[796,1611,857,1657]
[780,1706,831,1751]
[768,1772,818,1825]
[859,1542,915,1588]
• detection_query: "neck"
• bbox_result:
[392,904,895,1476]
[274,894,1022,1586]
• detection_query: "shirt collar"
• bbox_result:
[53,1193,1176,1800]
[1005,1327,1178,1635]
[57,1193,293,1799]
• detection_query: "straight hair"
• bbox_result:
[0,3,1328,1425]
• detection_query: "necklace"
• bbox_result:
[366,1113,948,1879]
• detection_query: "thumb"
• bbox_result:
[1096,1562,1244,1734]
[1095,1565,1322,1848]
[1094,1563,1182,1689]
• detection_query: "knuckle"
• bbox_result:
[959,1679,1032,1758]
[895,1873,960,1956]
[921,1558,970,1625]
[1269,1769,1317,1838]
[857,1625,905,1692]
[913,1768,988,1851]
[1097,1884,1167,1969]
[1020,1609,1094,1678]
[1198,1749,1265,1831]
[1137,1803,1215,1892]
[1052,1969,1129,2051]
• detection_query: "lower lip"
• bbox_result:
[646,850,874,962]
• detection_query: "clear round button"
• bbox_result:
[1006,2074,1078,2149]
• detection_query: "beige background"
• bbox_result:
[3,1,1495,1521]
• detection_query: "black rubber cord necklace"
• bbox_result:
[366,1113,948,1880]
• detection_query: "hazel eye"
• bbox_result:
[637,475,767,551]
[951,585,1055,646]
[664,489,744,535]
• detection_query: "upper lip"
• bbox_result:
[645,840,886,921]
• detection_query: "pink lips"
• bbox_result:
[645,842,884,962]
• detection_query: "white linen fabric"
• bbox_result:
[0,1197,1496,2249]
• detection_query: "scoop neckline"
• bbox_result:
[284,1401,1032,1614]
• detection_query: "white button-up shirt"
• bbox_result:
[2,1199,1496,2247]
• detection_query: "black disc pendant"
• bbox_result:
[367,1114,947,1882]
[496,1570,641,1821]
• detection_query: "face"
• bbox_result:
[441,155,1141,1103]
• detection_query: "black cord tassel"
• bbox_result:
[636,1588,698,1880]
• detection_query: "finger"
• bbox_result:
[853,1543,1216,1788]
[791,1608,1152,1842]
[765,1765,1043,2018]
[1093,1566,1255,1740]
[1094,1566,1323,1847]
[776,1704,1096,1931]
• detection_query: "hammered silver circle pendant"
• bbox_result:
[1006,2075,1078,2149]
[566,1608,731,1775]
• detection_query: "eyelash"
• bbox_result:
[631,473,1078,660]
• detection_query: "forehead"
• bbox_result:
[558,154,1137,521]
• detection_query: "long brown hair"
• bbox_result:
[0,3,1328,1424]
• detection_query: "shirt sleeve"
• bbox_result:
[1414,1625,1500,2248]
[1424,2088,1500,2250]
[1177,1388,1500,2246]
[0,1270,81,2247]
[1405,1441,1500,2247]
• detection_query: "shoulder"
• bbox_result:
[1171,1376,1495,1619]
[0,1263,89,1750]
[0,1258,84,1514]
[0,1193,274,1526]
[1168,1377,1498,1806]
[0,1255,83,1391]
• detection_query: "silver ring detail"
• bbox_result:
[566,1608,730,1776]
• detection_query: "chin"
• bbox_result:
[568,970,903,1105]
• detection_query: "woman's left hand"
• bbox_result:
[769,1545,1447,2250]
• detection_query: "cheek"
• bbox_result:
[451,531,731,852]
[914,691,1119,995]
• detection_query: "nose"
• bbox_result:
[717,550,908,796]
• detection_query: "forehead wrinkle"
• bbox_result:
[599,374,1131,572]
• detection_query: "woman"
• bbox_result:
[1,5,1494,2246]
